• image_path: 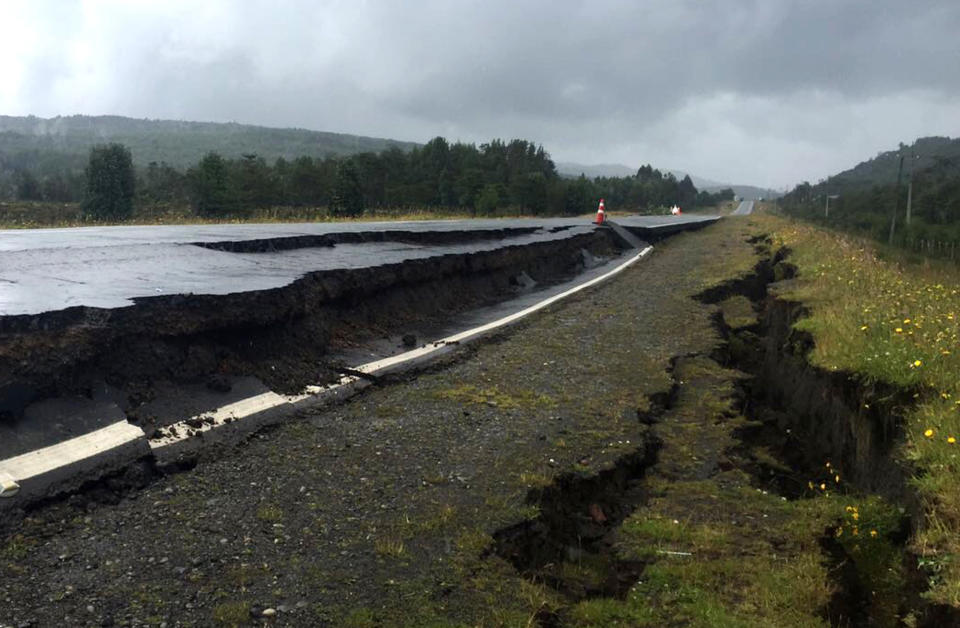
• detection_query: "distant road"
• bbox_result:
[732,200,754,215]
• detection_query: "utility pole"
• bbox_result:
[888,153,904,245]
[825,194,838,217]
[906,153,919,227]
[906,179,913,227]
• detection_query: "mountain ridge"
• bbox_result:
[556,161,779,199]
[0,114,419,167]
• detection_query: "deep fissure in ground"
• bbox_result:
[701,238,956,626]
[491,236,954,626]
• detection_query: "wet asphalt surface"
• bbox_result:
[0,216,715,316]
[0,219,754,627]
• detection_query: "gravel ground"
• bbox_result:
[0,219,761,627]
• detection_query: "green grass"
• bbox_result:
[718,295,757,329]
[757,213,960,607]
[255,504,284,523]
[432,383,556,410]
[0,200,493,229]
[212,600,251,626]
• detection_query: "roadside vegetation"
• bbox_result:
[1,124,733,227]
[757,210,960,608]
[780,136,960,261]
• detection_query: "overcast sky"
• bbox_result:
[2,1,959,189]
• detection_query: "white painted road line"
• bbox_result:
[150,246,654,450]
[0,421,145,483]
[0,244,656,488]
[352,246,654,375]
[0,472,19,497]
[148,391,289,449]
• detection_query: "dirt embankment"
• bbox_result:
[493,234,957,626]
[0,229,621,422]
[5,220,951,626]
[701,238,959,626]
[193,226,545,252]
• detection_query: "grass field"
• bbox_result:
[0,201,484,229]
[756,210,960,607]
[0,200,722,230]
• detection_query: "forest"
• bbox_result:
[1,133,732,221]
[779,136,960,257]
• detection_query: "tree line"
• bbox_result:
[780,154,960,254]
[7,137,733,220]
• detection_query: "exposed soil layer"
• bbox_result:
[0,229,621,421]
[193,226,540,252]
[491,439,661,604]
[5,219,954,626]
[0,216,731,627]
[490,235,955,626]
[703,243,958,627]
[702,244,912,499]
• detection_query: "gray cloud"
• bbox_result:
[2,0,959,188]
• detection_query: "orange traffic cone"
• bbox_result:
[595,199,606,224]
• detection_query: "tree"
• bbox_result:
[15,170,43,201]
[678,175,698,209]
[331,159,364,217]
[188,152,234,216]
[475,183,501,215]
[565,176,593,215]
[236,154,277,211]
[83,143,136,220]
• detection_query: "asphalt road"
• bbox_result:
[731,200,754,215]
[0,213,764,627]
[0,215,716,316]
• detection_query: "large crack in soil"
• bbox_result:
[193,226,541,252]
[489,420,664,624]
[701,239,957,627]
[491,235,959,627]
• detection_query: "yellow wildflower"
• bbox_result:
[949,437,956,444]
[870,530,878,538]
[924,428,935,438]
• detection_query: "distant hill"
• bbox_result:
[704,184,780,201]
[555,161,636,178]
[556,161,778,200]
[666,170,780,200]
[666,170,722,190]
[0,114,419,168]
[781,135,960,252]
[822,136,960,192]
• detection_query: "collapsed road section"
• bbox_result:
[0,215,716,513]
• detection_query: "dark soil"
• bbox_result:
[0,219,727,626]
[1,218,944,626]
[0,229,621,422]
